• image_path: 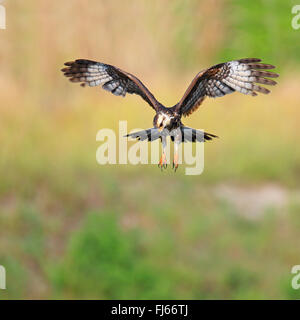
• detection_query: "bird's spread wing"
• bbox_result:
[61,59,160,111]
[174,58,279,117]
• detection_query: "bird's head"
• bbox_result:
[153,113,172,132]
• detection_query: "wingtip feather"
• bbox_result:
[64,61,74,66]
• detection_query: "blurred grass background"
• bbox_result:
[1,0,300,299]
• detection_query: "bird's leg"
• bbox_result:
[158,153,167,170]
[158,136,167,170]
[172,152,179,172]
[173,138,180,172]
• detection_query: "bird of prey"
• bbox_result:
[61,58,278,170]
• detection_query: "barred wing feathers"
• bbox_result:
[62,59,160,111]
[175,58,279,117]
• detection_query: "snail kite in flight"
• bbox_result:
[61,58,278,170]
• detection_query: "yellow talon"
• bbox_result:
[173,152,179,172]
[158,153,167,170]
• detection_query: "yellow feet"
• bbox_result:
[172,152,179,172]
[157,152,179,172]
[158,153,167,170]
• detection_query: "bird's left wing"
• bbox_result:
[61,59,160,111]
[174,58,279,117]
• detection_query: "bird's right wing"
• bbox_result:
[62,59,161,111]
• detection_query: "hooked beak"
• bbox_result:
[158,126,163,132]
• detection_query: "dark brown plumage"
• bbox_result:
[62,58,279,170]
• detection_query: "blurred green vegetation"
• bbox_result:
[220,0,300,72]
[0,0,300,299]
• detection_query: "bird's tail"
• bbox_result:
[125,127,218,142]
[178,126,218,142]
[125,128,161,141]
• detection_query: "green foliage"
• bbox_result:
[51,213,175,299]
[171,0,199,68]
[0,257,28,299]
[46,198,300,299]
[220,0,300,70]
[18,206,45,259]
